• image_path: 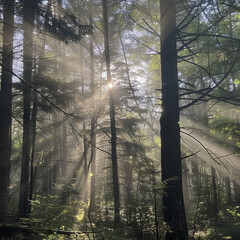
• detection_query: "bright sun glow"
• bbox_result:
[108,82,113,88]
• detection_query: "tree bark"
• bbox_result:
[225,176,231,206]
[233,181,240,205]
[182,161,190,216]
[90,115,96,213]
[28,85,38,215]
[160,0,188,239]
[89,1,97,215]
[211,166,218,224]
[18,0,36,218]
[28,38,46,214]
[102,0,120,224]
[0,0,15,223]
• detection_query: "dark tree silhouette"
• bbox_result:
[18,0,37,218]
[0,0,15,223]
[102,0,120,224]
[160,0,188,239]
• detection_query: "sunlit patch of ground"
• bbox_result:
[189,227,240,239]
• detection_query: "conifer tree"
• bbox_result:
[18,0,37,218]
[160,0,188,238]
[0,0,15,223]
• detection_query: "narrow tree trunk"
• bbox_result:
[52,118,60,188]
[152,166,159,240]
[233,181,240,205]
[0,0,15,223]
[60,119,68,179]
[90,115,96,213]
[182,161,190,216]
[225,176,231,206]
[211,166,218,224]
[89,2,97,215]
[192,160,200,188]
[60,118,69,204]
[160,0,188,239]
[28,89,38,215]
[42,159,50,196]
[203,173,212,225]
[79,45,89,202]
[18,0,36,218]
[28,39,45,214]
[102,0,120,224]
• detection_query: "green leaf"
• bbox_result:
[234,79,240,85]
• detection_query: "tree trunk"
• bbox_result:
[211,166,218,224]
[203,173,212,225]
[89,2,97,215]
[28,38,45,214]
[79,44,89,202]
[0,0,15,223]
[182,161,190,217]
[152,165,159,240]
[90,115,96,213]
[102,0,120,224]
[18,0,36,218]
[233,181,240,205]
[28,87,38,215]
[60,118,69,204]
[225,176,231,206]
[160,0,188,239]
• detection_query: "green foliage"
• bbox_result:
[227,206,240,223]
[233,79,240,85]
[3,0,240,239]
[30,194,86,230]
[204,226,240,240]
[209,115,240,148]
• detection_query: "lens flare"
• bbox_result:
[108,82,113,89]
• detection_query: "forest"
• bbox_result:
[0,0,240,239]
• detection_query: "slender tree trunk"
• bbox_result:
[192,160,200,188]
[211,166,218,224]
[90,115,96,213]
[28,85,38,215]
[28,39,45,214]
[160,0,188,239]
[152,165,159,240]
[52,117,60,188]
[79,45,89,202]
[89,2,97,215]
[103,157,109,222]
[182,161,190,216]
[233,181,240,205]
[102,0,120,224]
[225,176,231,206]
[204,174,212,225]
[60,119,69,204]
[18,0,36,218]
[60,118,68,179]
[0,0,15,223]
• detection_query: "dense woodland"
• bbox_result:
[0,0,240,239]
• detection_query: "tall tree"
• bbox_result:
[89,1,97,215]
[18,0,37,218]
[0,0,15,223]
[102,0,120,224]
[160,0,188,239]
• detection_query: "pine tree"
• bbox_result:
[160,0,188,238]
[0,0,15,223]
[18,0,37,218]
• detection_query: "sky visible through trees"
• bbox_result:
[0,0,240,239]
